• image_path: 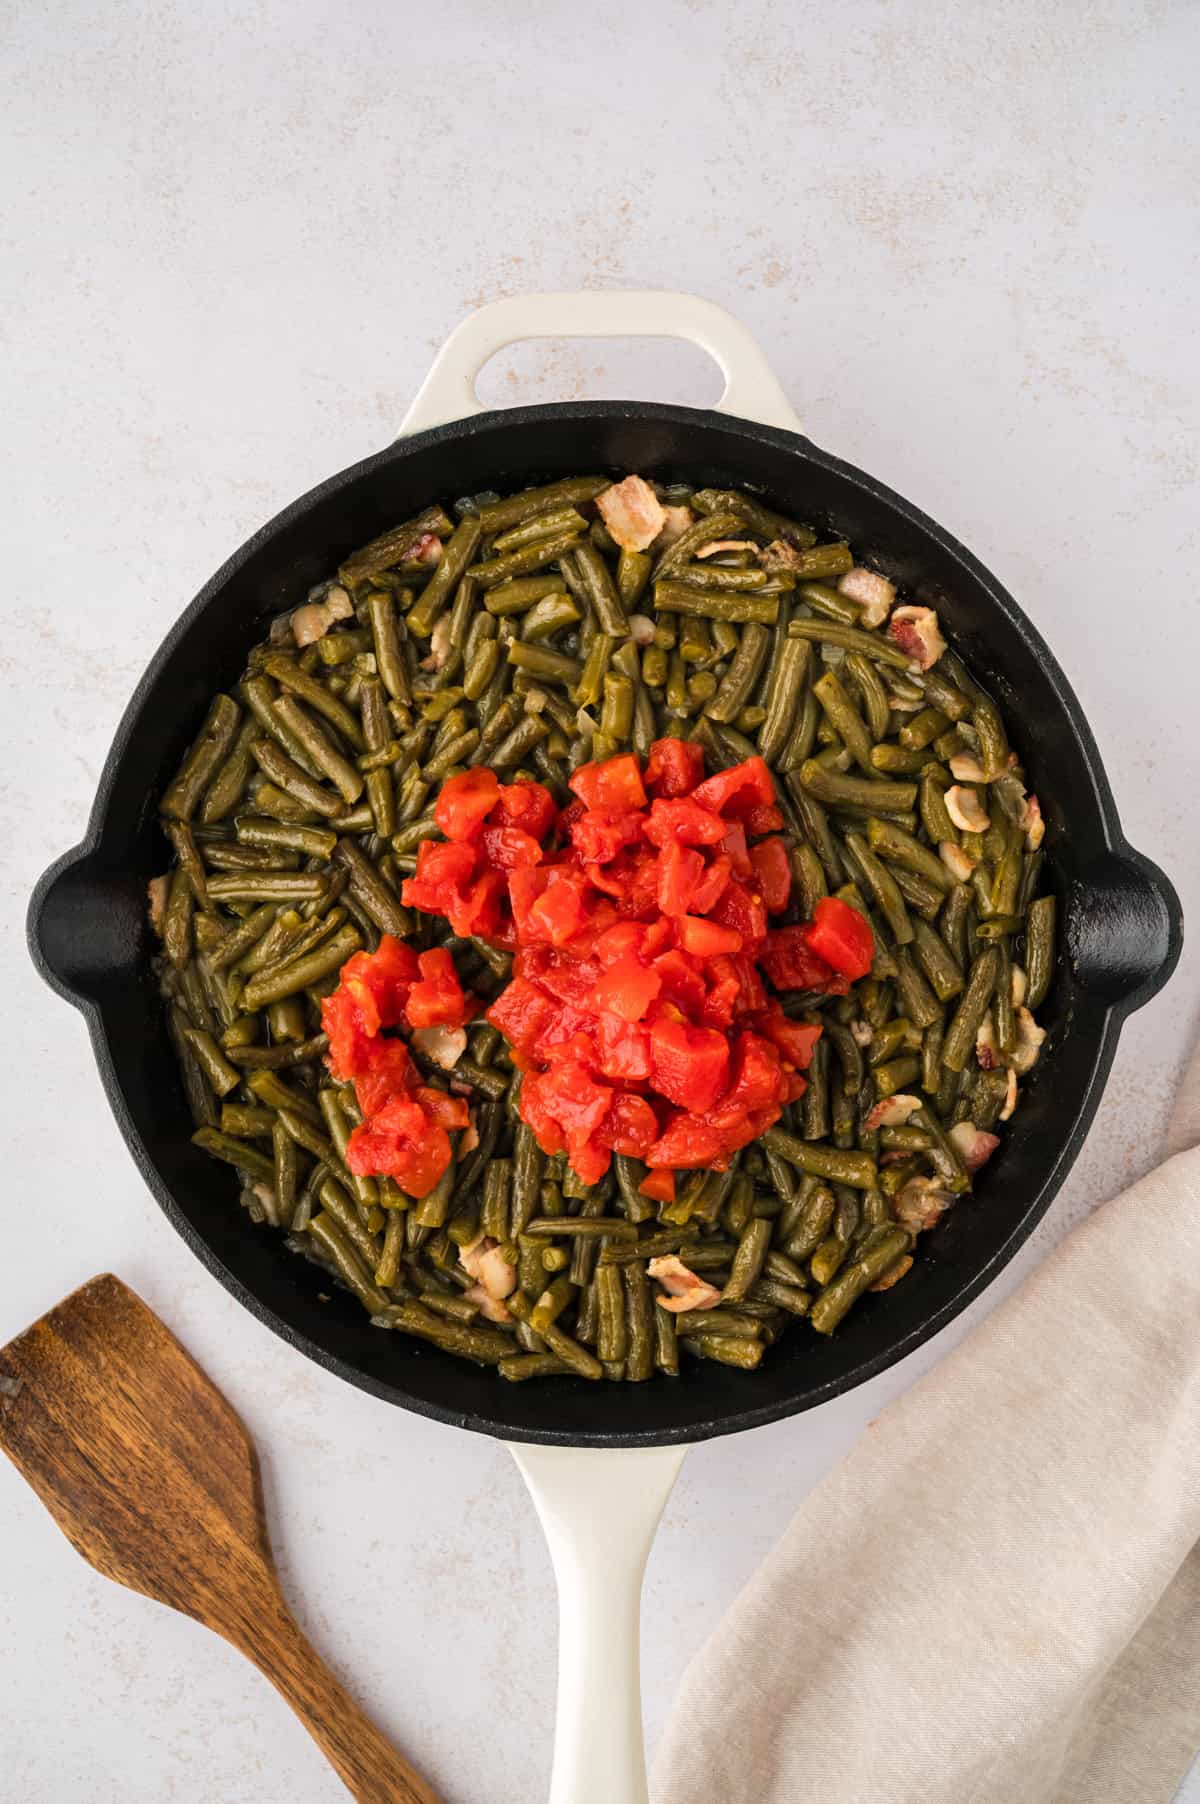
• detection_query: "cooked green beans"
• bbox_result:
[156,470,1055,1381]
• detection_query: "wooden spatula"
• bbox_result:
[0,1273,442,1804]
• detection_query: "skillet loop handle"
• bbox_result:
[1068,845,1183,1014]
[400,291,801,436]
[509,1442,687,1804]
[27,844,133,1009]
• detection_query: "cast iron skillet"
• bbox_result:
[28,339,1182,1451]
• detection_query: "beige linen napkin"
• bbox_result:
[653,1049,1200,1804]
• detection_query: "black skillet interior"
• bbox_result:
[28,403,1182,1446]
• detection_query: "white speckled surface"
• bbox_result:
[3,3,1198,1799]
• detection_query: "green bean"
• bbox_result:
[331,838,409,937]
[499,1353,572,1382]
[365,590,411,705]
[272,695,363,804]
[493,506,588,554]
[675,562,769,593]
[943,948,1001,1071]
[469,526,584,589]
[235,817,337,860]
[794,580,860,626]
[686,1334,763,1369]
[811,1227,911,1334]
[844,831,913,946]
[621,1265,654,1381]
[920,665,973,721]
[308,1213,390,1315]
[249,737,346,820]
[654,1301,680,1375]
[261,655,366,751]
[192,1126,276,1184]
[474,477,608,534]
[910,917,964,1002]
[706,622,769,723]
[181,1026,241,1098]
[654,578,780,627]
[762,1129,877,1189]
[723,1217,773,1304]
[199,716,259,824]
[799,761,917,813]
[511,1122,543,1239]
[240,922,362,1010]
[1025,895,1056,1009]
[163,694,242,821]
[507,1288,602,1378]
[787,617,916,668]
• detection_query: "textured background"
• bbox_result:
[3,2,1198,1799]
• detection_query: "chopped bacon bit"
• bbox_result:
[1010,964,1027,1007]
[999,1067,1019,1121]
[596,475,666,552]
[459,1234,517,1301]
[652,504,694,550]
[421,614,454,672]
[410,1025,467,1070]
[864,1092,922,1131]
[291,584,355,646]
[948,1119,1001,1174]
[945,785,991,833]
[887,605,946,670]
[894,1177,954,1235]
[761,539,808,574]
[939,841,977,882]
[647,1254,722,1313]
[850,1018,874,1048]
[1011,1008,1046,1075]
[1021,792,1045,849]
[147,874,170,934]
[464,1283,513,1324]
[696,538,759,558]
[628,614,656,646]
[411,532,443,567]
[870,1253,913,1292]
[838,565,896,628]
[949,752,988,784]
[458,1113,480,1156]
[976,1011,999,1070]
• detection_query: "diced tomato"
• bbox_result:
[593,953,662,1023]
[678,914,742,957]
[749,837,791,913]
[744,803,784,835]
[645,1112,725,1169]
[692,755,775,820]
[488,779,556,841]
[413,1086,471,1130]
[568,807,645,864]
[649,1015,730,1114]
[656,840,705,915]
[700,953,741,1029]
[345,1093,451,1199]
[643,737,704,798]
[353,1035,417,1115]
[603,1092,658,1159]
[528,868,591,947]
[568,752,646,812]
[652,948,708,1015]
[643,797,727,849]
[487,976,556,1056]
[760,924,849,995]
[402,839,499,940]
[593,1012,652,1082]
[715,1031,784,1116]
[405,947,468,1029]
[593,920,649,966]
[478,823,543,870]
[688,853,732,915]
[709,879,768,950]
[804,896,875,980]
[434,767,500,841]
[638,1168,676,1203]
[757,1004,823,1070]
[730,954,768,1017]
[718,822,752,877]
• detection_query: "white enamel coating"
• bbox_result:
[510,1443,687,1804]
[399,289,802,435]
[398,289,796,1803]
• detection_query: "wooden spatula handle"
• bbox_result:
[234,1585,441,1804]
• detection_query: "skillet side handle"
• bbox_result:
[1068,845,1183,1014]
[399,291,801,435]
[509,1442,687,1804]
[28,843,134,1009]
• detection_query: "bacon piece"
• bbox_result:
[864,1093,922,1131]
[410,1025,467,1070]
[948,751,988,784]
[647,1254,722,1313]
[1011,1008,1046,1075]
[894,1177,954,1235]
[291,584,355,646]
[596,475,666,552]
[459,1234,517,1301]
[464,1283,513,1324]
[976,1011,999,1070]
[696,539,759,558]
[887,605,946,670]
[1021,793,1045,850]
[999,1067,1020,1122]
[948,1120,1001,1174]
[652,504,694,550]
[147,874,170,935]
[838,566,896,628]
[939,841,977,882]
[945,785,991,833]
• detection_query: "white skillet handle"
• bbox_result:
[510,1441,687,1804]
[400,290,801,435]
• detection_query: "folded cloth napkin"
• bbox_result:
[653,1047,1200,1804]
